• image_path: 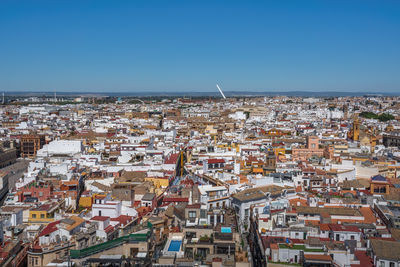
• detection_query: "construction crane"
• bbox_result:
[216,84,226,99]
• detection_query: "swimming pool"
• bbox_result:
[168,240,182,252]
[221,227,232,233]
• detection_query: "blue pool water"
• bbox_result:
[221,227,232,233]
[168,240,182,252]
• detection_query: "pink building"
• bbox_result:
[292,136,325,161]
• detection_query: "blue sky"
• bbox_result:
[0,0,399,92]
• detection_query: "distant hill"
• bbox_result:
[2,90,399,97]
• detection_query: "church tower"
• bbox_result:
[353,117,360,141]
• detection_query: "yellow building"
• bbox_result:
[352,118,360,141]
[145,177,170,189]
[273,147,286,158]
[29,204,58,224]
[370,175,390,195]
[79,193,108,208]
[79,195,93,208]
[370,135,377,153]
[351,156,370,164]
[252,167,264,175]
[334,144,348,154]
[387,166,400,179]
[386,123,394,132]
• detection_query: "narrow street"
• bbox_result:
[0,159,29,204]
[4,159,29,189]
[248,211,266,267]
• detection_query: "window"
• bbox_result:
[200,209,206,218]
[245,209,249,217]
[32,214,36,219]
[350,235,355,240]
[40,214,45,219]
[389,262,395,267]
[189,211,196,218]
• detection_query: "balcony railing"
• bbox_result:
[214,232,233,241]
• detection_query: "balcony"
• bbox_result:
[208,194,229,200]
[186,234,214,245]
[29,241,73,255]
[214,232,233,242]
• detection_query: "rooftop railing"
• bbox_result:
[70,231,150,259]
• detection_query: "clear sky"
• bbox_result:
[0,0,399,93]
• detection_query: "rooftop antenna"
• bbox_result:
[54,90,57,102]
[216,84,226,99]
[2,92,4,105]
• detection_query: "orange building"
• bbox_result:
[370,175,390,195]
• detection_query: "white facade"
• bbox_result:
[92,201,122,218]
[38,140,83,156]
